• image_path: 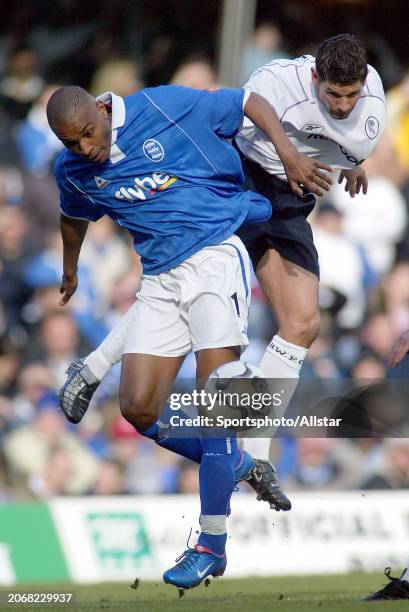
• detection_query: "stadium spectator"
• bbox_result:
[80,217,132,310]
[360,313,397,362]
[361,438,409,490]
[90,58,143,98]
[330,137,407,276]
[240,22,287,84]
[89,458,127,495]
[12,363,56,422]
[313,202,367,330]
[3,392,99,496]
[0,48,44,120]
[29,445,73,499]
[385,71,409,173]
[34,312,83,386]
[0,206,33,337]
[15,84,62,176]
[170,57,218,89]
[284,438,365,490]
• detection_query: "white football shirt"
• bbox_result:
[236,55,386,180]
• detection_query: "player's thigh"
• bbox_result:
[119,274,189,426]
[256,248,319,327]
[189,235,251,355]
[195,346,241,386]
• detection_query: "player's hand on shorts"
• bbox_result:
[338,167,368,198]
[388,330,409,367]
[59,272,78,306]
[283,151,332,197]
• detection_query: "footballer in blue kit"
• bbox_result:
[54,86,273,275]
[47,83,327,589]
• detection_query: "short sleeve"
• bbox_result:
[54,155,104,222]
[243,67,290,122]
[203,88,246,138]
[143,85,245,139]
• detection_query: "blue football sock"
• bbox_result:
[138,406,203,464]
[198,433,238,555]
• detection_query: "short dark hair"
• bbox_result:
[46,85,94,130]
[316,34,368,84]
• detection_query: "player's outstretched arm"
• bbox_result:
[59,214,89,306]
[243,92,332,197]
[338,167,368,198]
[388,330,409,367]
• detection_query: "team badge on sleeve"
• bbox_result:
[365,116,379,139]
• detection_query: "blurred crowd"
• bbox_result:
[1,12,409,502]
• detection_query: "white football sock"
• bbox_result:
[84,302,136,380]
[260,334,307,378]
[242,437,272,461]
[402,567,409,581]
[243,335,307,461]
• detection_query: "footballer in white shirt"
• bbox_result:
[234,34,386,456]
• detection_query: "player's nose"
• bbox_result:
[79,139,93,157]
[337,99,351,113]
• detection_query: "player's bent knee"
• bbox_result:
[281,312,321,347]
[119,393,157,431]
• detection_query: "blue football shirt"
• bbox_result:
[55,86,271,274]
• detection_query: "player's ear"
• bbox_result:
[311,67,318,86]
[97,100,108,119]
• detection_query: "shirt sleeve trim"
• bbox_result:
[59,207,93,222]
[242,89,251,109]
[62,160,97,205]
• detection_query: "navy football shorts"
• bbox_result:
[236,153,319,278]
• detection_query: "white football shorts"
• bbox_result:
[123,234,251,356]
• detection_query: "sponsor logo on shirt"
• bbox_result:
[143,139,164,162]
[365,116,379,140]
[115,173,177,201]
[302,124,324,134]
[306,134,365,165]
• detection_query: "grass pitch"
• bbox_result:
[5,572,408,611]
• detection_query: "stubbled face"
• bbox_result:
[312,68,364,120]
[54,101,111,163]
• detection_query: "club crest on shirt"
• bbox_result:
[365,116,379,140]
[302,124,324,134]
[143,139,165,162]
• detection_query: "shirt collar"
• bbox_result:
[96,91,126,131]
[96,91,126,163]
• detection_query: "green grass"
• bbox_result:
[3,573,408,611]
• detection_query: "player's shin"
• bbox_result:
[139,405,203,463]
[198,433,238,555]
[242,334,307,460]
